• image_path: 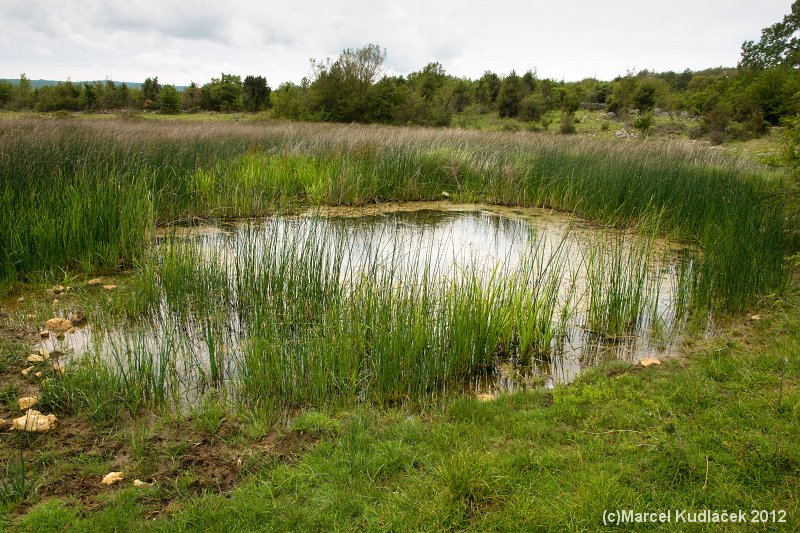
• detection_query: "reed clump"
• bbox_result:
[1,118,787,312]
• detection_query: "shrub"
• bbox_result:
[633,112,655,134]
[159,85,181,114]
[559,112,576,134]
[518,93,546,122]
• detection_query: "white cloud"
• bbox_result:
[0,0,792,84]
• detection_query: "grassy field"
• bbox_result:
[0,115,798,530]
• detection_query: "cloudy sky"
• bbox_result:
[0,0,791,85]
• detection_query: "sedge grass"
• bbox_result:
[1,118,789,313]
[41,214,690,417]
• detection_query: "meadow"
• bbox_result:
[0,115,797,530]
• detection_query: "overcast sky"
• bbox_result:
[0,0,791,85]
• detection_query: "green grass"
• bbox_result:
[5,287,799,531]
[0,117,790,313]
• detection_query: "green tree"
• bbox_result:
[606,75,638,113]
[159,85,181,114]
[633,112,655,134]
[518,93,547,121]
[740,1,800,69]
[521,70,538,92]
[475,71,501,107]
[309,43,387,122]
[182,82,202,111]
[12,74,33,110]
[243,75,271,112]
[632,82,657,111]
[272,81,311,120]
[141,77,161,108]
[408,62,448,101]
[558,86,581,113]
[0,81,14,108]
[201,74,243,112]
[497,71,526,118]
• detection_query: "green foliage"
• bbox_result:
[518,92,546,121]
[2,42,799,135]
[11,74,34,110]
[475,71,501,107]
[780,114,800,189]
[559,111,576,134]
[181,82,202,111]
[201,73,244,112]
[633,82,657,111]
[158,85,181,114]
[497,71,526,118]
[740,0,800,69]
[309,44,387,122]
[606,74,637,112]
[558,86,580,113]
[633,111,655,134]
[243,75,271,112]
[272,82,311,120]
[141,76,160,109]
[0,80,13,107]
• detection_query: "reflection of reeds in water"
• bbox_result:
[39,213,704,416]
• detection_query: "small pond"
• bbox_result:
[41,204,694,403]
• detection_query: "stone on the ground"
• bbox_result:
[133,479,153,488]
[21,366,34,377]
[750,314,763,321]
[87,278,104,286]
[102,472,124,485]
[10,410,57,432]
[639,357,662,367]
[26,354,45,363]
[18,397,38,410]
[51,285,65,294]
[45,317,73,332]
[102,284,117,291]
[476,393,496,402]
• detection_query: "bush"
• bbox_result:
[518,93,546,122]
[158,85,181,114]
[559,112,576,134]
[633,112,655,134]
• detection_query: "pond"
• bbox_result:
[41,204,694,405]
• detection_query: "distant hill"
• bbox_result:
[1,79,188,90]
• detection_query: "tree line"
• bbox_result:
[1,1,798,144]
